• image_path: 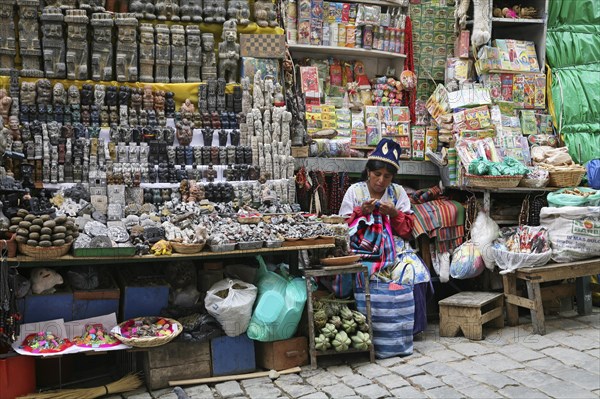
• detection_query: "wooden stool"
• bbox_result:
[439,292,504,340]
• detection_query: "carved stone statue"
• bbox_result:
[227,0,250,26]
[176,118,193,146]
[130,0,155,19]
[0,89,11,125]
[254,0,278,28]
[180,0,202,22]
[165,92,176,117]
[201,33,217,81]
[67,85,80,106]
[142,85,154,110]
[138,23,155,82]
[94,84,106,108]
[115,13,138,82]
[155,0,179,20]
[203,0,225,23]
[37,79,52,105]
[219,20,240,84]
[79,0,105,12]
[186,26,202,82]
[17,0,44,77]
[154,24,171,83]
[65,9,89,80]
[40,7,66,79]
[91,12,114,81]
[53,82,67,105]
[170,25,186,83]
[0,0,17,75]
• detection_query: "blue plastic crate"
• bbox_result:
[22,287,73,323]
[72,275,120,320]
[211,334,256,376]
[117,270,169,321]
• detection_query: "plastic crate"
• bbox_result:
[117,269,169,321]
[22,286,73,323]
[210,334,255,376]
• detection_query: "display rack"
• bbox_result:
[295,157,439,176]
[303,264,375,368]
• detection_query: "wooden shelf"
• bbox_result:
[8,242,335,267]
[338,0,407,6]
[295,157,440,176]
[289,44,406,61]
[446,186,559,193]
[492,18,545,25]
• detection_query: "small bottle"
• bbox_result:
[383,28,392,52]
[355,25,362,48]
[394,28,402,53]
[376,27,385,50]
[372,26,380,50]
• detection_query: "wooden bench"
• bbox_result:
[439,291,504,340]
[502,257,600,335]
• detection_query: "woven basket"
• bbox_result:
[18,242,72,259]
[171,241,206,254]
[237,216,261,224]
[518,177,549,188]
[547,170,585,187]
[113,317,183,348]
[465,174,522,188]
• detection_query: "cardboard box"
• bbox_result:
[411,126,426,160]
[454,30,470,58]
[144,342,211,390]
[255,336,309,370]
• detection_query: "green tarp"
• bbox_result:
[546,0,600,164]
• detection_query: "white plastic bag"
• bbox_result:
[470,211,500,270]
[204,279,257,337]
[450,242,485,279]
[492,245,552,274]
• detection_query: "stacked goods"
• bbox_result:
[313,299,371,352]
[10,210,78,248]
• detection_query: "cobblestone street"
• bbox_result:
[114,308,600,399]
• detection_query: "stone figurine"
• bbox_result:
[170,25,186,83]
[138,23,155,82]
[0,0,17,75]
[17,0,44,77]
[94,84,106,108]
[41,7,66,79]
[227,0,250,26]
[65,9,89,80]
[201,34,217,81]
[91,12,114,81]
[142,85,154,110]
[0,89,11,125]
[53,82,67,105]
[37,79,52,105]
[203,0,226,23]
[79,0,105,12]
[154,24,171,82]
[115,13,138,82]
[155,0,180,20]
[254,0,278,28]
[180,0,202,22]
[186,25,202,82]
[130,0,156,19]
[218,19,240,84]
[176,118,193,146]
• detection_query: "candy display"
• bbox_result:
[74,323,120,348]
[117,317,177,339]
[20,331,73,354]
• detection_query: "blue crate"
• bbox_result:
[211,334,256,376]
[72,281,120,321]
[22,287,73,323]
[117,271,169,321]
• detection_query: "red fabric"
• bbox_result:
[347,206,414,240]
[403,16,416,124]
[391,212,414,239]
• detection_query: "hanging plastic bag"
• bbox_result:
[587,159,600,189]
[204,279,257,337]
[246,256,307,342]
[470,211,500,270]
[449,242,485,279]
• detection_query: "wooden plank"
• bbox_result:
[304,265,367,278]
[146,342,210,369]
[516,259,600,283]
[480,307,503,325]
[503,274,520,326]
[446,307,479,317]
[576,276,593,316]
[169,367,302,386]
[146,361,211,390]
[540,283,576,302]
[505,293,535,310]
[439,292,503,307]
[526,281,546,335]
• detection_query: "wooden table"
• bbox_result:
[502,257,600,335]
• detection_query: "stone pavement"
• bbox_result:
[117,309,599,399]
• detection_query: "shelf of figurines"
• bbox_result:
[288,44,407,60]
[295,157,440,176]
